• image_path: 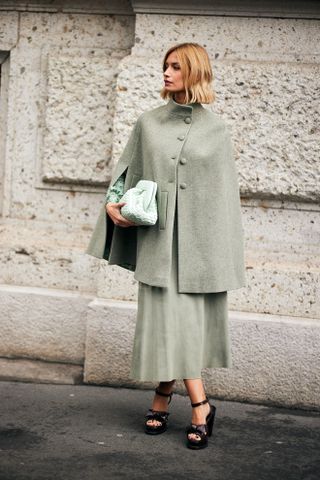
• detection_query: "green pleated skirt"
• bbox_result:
[129,202,232,382]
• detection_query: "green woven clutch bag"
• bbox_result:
[119,180,158,226]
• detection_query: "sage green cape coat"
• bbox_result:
[85,97,246,293]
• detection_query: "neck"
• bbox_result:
[173,93,197,106]
[173,92,187,104]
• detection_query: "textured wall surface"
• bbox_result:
[0,12,135,296]
[0,9,319,408]
[42,51,120,186]
[0,284,90,364]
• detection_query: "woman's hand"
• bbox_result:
[106,202,138,227]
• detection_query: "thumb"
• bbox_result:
[117,202,126,207]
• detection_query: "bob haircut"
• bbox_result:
[160,42,215,104]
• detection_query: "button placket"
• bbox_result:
[173,113,193,184]
[176,114,192,142]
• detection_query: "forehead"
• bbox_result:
[165,51,179,63]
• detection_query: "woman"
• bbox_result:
[86,43,246,449]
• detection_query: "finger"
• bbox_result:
[116,219,137,227]
[122,219,137,226]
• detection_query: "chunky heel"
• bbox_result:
[207,405,216,437]
[186,396,216,449]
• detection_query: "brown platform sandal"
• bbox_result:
[145,387,173,435]
[186,396,216,449]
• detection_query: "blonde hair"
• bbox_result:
[160,42,215,104]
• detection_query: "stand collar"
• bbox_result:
[166,96,204,117]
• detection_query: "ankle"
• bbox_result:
[191,402,210,422]
[192,402,210,413]
[152,397,169,411]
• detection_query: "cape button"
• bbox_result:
[184,116,191,124]
[180,182,187,189]
[180,158,187,165]
[178,134,185,141]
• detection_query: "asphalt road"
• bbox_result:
[0,381,319,480]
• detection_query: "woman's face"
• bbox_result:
[163,51,184,94]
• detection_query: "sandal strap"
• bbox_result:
[191,396,209,408]
[146,409,169,421]
[186,423,208,436]
[155,387,173,405]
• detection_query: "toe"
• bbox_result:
[147,419,161,427]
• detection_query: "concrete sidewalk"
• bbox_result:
[0,382,319,480]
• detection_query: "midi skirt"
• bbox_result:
[129,199,232,382]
